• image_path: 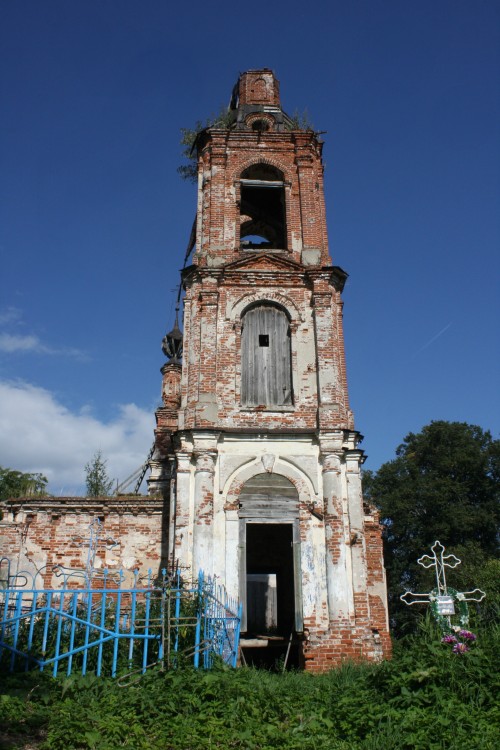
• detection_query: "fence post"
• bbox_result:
[111,585,122,677]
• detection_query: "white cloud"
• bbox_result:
[0,307,23,326]
[0,333,88,360]
[0,380,155,495]
[0,309,88,360]
[0,333,51,353]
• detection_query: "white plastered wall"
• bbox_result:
[171,432,362,632]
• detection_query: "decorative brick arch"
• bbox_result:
[223,456,316,513]
[245,113,275,131]
[231,155,293,185]
[229,291,303,324]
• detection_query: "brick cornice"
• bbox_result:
[1,495,165,516]
[221,251,304,273]
[305,266,348,292]
[184,254,311,289]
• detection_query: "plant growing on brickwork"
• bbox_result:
[178,107,235,183]
[177,106,315,184]
[84,450,114,497]
[286,108,315,131]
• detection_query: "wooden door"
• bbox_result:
[241,305,292,406]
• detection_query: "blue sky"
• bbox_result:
[1,0,499,494]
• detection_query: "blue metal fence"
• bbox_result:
[0,559,241,677]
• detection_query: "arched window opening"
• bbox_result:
[251,119,270,132]
[240,164,286,250]
[241,304,293,406]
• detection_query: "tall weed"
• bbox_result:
[0,622,498,749]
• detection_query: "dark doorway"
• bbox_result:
[238,474,303,669]
[246,523,294,637]
[241,523,301,669]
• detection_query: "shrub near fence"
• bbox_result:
[0,562,241,677]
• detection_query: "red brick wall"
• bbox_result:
[0,497,168,587]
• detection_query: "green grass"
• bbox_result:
[1,623,499,750]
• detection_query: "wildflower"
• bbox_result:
[452,642,469,654]
[458,630,476,642]
[441,634,457,644]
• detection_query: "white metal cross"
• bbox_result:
[400,540,485,611]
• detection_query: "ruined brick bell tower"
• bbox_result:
[149,70,391,669]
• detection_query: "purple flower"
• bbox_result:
[452,642,469,654]
[441,634,457,644]
[458,630,476,642]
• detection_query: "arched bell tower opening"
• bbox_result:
[239,164,287,251]
[150,69,391,670]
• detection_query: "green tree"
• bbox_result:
[0,467,48,501]
[364,421,500,634]
[85,451,114,497]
